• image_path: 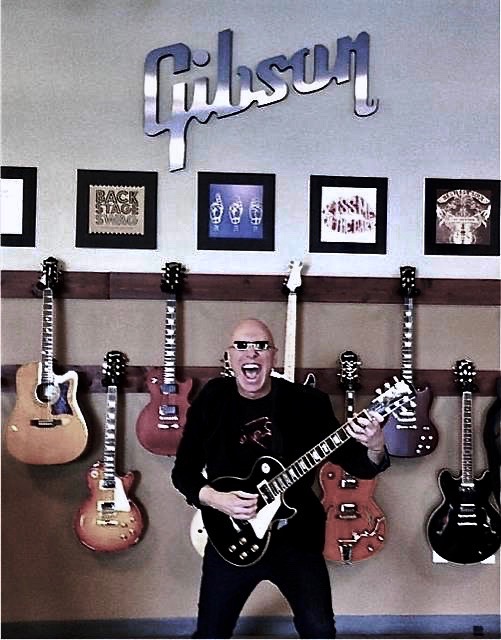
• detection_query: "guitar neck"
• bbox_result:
[400,298,414,384]
[103,386,118,488]
[345,390,355,420]
[461,391,474,486]
[163,294,177,387]
[283,292,297,381]
[40,288,55,384]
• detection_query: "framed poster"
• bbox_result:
[76,169,157,249]
[424,178,500,256]
[197,172,275,251]
[309,175,388,254]
[1,166,37,247]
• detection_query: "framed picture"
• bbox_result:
[1,166,37,247]
[424,178,500,256]
[76,169,157,249]
[197,172,275,251]
[309,175,388,254]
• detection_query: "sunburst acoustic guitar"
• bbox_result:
[74,351,145,552]
[5,257,88,465]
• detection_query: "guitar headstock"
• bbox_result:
[369,377,416,419]
[283,260,303,294]
[161,261,186,295]
[399,265,420,298]
[453,358,478,393]
[338,350,362,391]
[101,351,128,388]
[36,257,61,291]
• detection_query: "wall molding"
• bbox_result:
[1,271,500,305]
[1,365,499,396]
[2,614,500,638]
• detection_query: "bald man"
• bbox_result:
[172,318,389,639]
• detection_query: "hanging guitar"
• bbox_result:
[199,377,415,566]
[5,257,88,465]
[384,265,439,457]
[426,359,501,564]
[74,351,145,552]
[271,259,315,386]
[136,261,193,456]
[319,351,387,564]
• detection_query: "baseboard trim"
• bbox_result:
[2,614,500,638]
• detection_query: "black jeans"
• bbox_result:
[193,535,336,639]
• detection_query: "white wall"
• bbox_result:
[1,0,499,278]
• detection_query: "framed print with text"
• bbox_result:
[76,169,157,249]
[309,175,388,254]
[197,172,275,251]
[424,178,500,256]
[1,166,37,247]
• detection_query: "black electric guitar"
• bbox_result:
[426,359,501,564]
[75,351,145,552]
[319,351,387,564]
[135,262,193,456]
[200,378,415,566]
[5,257,88,464]
[384,265,439,457]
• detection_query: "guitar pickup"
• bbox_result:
[30,419,62,427]
[340,477,358,489]
[97,501,116,512]
[338,503,359,519]
[96,519,119,526]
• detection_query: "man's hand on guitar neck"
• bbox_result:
[199,485,258,520]
[346,410,386,465]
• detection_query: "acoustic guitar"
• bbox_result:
[74,351,144,552]
[136,261,193,456]
[426,359,501,564]
[5,257,88,465]
[199,378,414,566]
[384,265,439,457]
[319,351,387,563]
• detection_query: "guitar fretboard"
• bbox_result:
[163,294,177,388]
[283,292,297,382]
[103,386,118,488]
[401,298,414,384]
[40,288,54,385]
[461,391,474,486]
[258,392,411,504]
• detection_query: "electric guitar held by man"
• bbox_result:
[74,351,145,552]
[319,351,387,564]
[5,257,88,465]
[199,378,414,566]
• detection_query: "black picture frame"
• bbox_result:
[424,178,500,256]
[1,166,37,247]
[197,172,275,251]
[76,169,158,249]
[309,175,388,254]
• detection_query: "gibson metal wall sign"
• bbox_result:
[144,29,379,172]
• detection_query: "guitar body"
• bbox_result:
[319,462,386,563]
[427,468,501,564]
[74,462,144,552]
[383,384,438,457]
[135,367,193,456]
[5,362,88,465]
[200,456,296,567]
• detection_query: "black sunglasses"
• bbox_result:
[231,340,273,351]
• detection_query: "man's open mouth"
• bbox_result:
[241,363,261,380]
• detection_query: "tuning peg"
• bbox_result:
[384,382,391,389]
[375,388,382,395]
[410,400,417,408]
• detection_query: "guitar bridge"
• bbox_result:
[29,419,62,427]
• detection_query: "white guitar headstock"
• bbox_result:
[284,259,303,293]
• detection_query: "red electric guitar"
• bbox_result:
[384,266,439,457]
[74,351,144,552]
[136,262,193,456]
[319,351,387,564]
